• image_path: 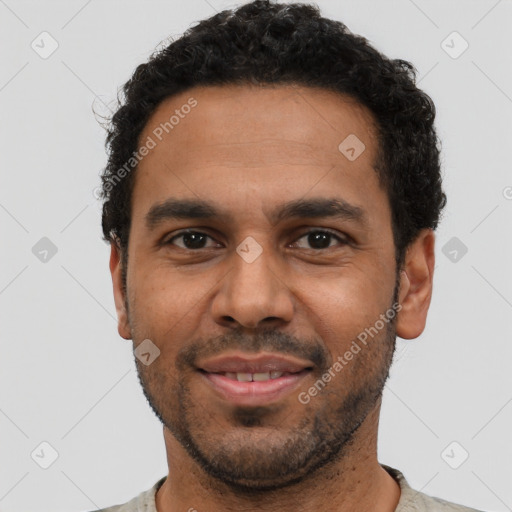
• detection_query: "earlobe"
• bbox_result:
[395,229,436,340]
[109,242,132,340]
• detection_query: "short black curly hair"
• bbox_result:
[100,0,446,274]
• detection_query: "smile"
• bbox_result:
[196,352,314,406]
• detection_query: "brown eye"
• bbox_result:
[293,230,348,250]
[166,231,219,250]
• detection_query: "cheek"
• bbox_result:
[131,258,196,310]
[299,265,389,316]
[127,265,198,344]
[127,244,231,360]
[296,271,393,356]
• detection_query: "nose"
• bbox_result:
[210,244,294,330]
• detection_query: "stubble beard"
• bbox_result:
[132,318,397,492]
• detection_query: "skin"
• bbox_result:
[109,83,435,511]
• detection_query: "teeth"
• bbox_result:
[252,372,270,381]
[221,371,286,381]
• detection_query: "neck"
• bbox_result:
[156,402,400,512]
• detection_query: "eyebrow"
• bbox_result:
[145,197,368,229]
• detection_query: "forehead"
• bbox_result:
[132,83,387,226]
[140,83,378,164]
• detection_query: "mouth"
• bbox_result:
[197,353,313,406]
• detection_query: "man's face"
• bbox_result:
[114,84,402,490]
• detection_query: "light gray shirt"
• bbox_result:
[92,464,484,511]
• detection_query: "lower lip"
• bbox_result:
[199,370,311,406]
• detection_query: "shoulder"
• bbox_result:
[381,464,485,512]
[402,490,486,511]
[86,476,166,512]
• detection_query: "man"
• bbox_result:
[95,0,482,510]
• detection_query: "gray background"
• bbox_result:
[1,0,511,511]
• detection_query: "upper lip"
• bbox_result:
[197,352,313,374]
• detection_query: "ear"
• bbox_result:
[395,229,436,340]
[109,242,131,340]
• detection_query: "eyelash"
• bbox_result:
[164,229,350,251]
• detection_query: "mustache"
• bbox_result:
[176,327,329,372]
